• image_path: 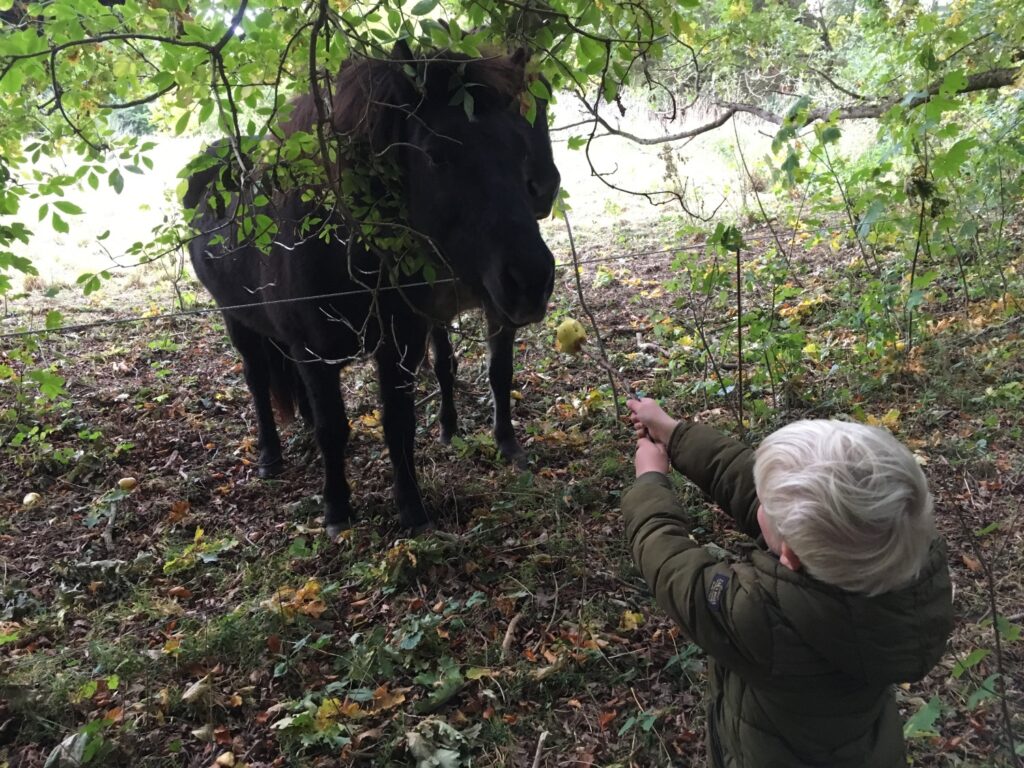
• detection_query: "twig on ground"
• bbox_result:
[531,730,550,768]
[501,613,523,662]
[636,332,669,357]
[102,508,117,553]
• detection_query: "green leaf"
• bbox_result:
[951,648,990,679]
[939,70,968,97]
[967,674,999,709]
[410,0,439,15]
[933,138,977,178]
[174,111,190,136]
[109,169,124,194]
[780,151,799,186]
[578,36,605,63]
[45,310,63,330]
[53,200,83,215]
[903,696,942,738]
[528,78,551,102]
[51,212,69,234]
[819,125,841,144]
[26,369,66,400]
[995,616,1021,643]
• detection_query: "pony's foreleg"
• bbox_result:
[295,360,353,537]
[430,326,459,444]
[224,319,283,477]
[377,332,431,530]
[487,318,527,468]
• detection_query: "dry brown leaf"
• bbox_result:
[962,554,983,573]
[372,685,407,712]
[354,726,386,745]
[168,500,190,523]
[168,586,192,599]
[597,710,617,731]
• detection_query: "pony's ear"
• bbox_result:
[390,39,414,63]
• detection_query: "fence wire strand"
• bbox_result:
[0,214,929,342]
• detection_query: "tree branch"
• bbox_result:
[718,66,1021,126]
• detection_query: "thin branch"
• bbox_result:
[718,65,1021,127]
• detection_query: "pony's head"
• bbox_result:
[287,42,559,327]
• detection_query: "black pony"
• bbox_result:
[426,92,559,467]
[184,44,558,535]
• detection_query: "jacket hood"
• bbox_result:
[753,538,953,685]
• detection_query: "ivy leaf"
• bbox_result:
[902,696,942,738]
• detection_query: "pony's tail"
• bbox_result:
[264,339,305,426]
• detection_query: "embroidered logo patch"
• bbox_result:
[707,573,729,612]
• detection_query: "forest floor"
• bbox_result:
[1,208,1022,767]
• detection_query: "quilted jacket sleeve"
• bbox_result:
[622,472,774,679]
[666,421,761,539]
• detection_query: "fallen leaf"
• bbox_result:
[266,635,282,654]
[619,610,644,632]
[598,710,617,731]
[181,675,211,706]
[168,586,192,599]
[214,751,235,766]
[168,500,190,523]
[372,685,407,712]
[962,554,983,573]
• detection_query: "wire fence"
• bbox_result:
[0,212,949,342]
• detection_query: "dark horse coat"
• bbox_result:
[184,44,558,534]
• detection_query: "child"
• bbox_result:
[623,398,953,768]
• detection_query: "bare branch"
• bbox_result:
[719,66,1021,126]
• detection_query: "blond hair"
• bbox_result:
[753,420,935,596]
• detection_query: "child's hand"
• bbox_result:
[635,437,670,477]
[627,398,680,445]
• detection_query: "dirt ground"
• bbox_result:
[1,143,1023,766]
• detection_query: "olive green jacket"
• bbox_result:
[622,421,953,768]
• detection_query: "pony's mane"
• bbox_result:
[280,47,528,151]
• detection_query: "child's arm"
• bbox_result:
[621,475,771,676]
[665,421,761,539]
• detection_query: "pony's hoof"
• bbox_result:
[326,522,351,540]
[399,508,434,531]
[497,440,528,470]
[410,520,436,536]
[257,459,284,479]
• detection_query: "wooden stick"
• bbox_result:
[531,730,550,768]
